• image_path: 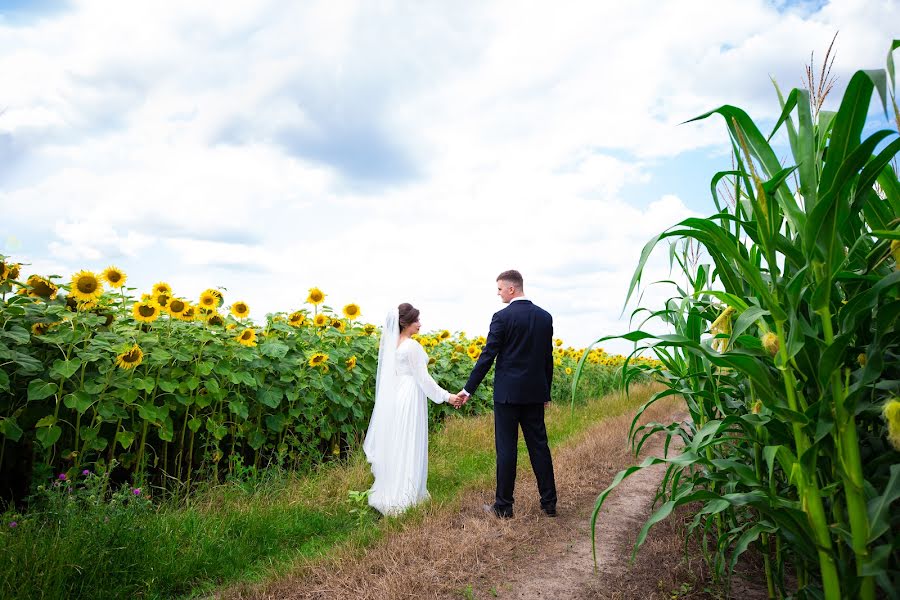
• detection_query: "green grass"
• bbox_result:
[0,384,654,600]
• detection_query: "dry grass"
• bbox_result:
[221,384,685,599]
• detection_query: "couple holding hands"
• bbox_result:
[362,270,557,519]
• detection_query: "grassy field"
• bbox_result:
[0,383,656,600]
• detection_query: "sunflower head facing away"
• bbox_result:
[1,261,21,282]
[313,313,329,328]
[115,344,144,370]
[206,312,225,327]
[230,301,250,319]
[342,303,361,320]
[288,311,306,327]
[25,275,59,300]
[132,300,161,323]
[308,352,329,368]
[101,266,127,288]
[236,328,257,347]
[306,287,325,305]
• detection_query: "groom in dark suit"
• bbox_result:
[458,270,557,518]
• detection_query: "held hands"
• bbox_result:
[448,391,469,409]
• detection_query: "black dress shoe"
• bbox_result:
[482,503,513,519]
[541,505,557,517]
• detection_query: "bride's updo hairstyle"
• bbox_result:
[398,303,420,333]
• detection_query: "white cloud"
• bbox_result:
[1,0,897,354]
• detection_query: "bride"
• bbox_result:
[363,303,461,515]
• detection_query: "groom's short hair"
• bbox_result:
[496,270,524,290]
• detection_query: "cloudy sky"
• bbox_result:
[1,0,898,352]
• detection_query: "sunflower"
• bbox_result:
[363,323,376,335]
[565,367,573,376]
[115,344,144,370]
[330,318,346,333]
[167,298,187,318]
[152,282,172,296]
[1,261,21,281]
[439,330,451,340]
[306,287,325,305]
[154,293,171,309]
[179,304,197,321]
[313,313,329,328]
[230,301,250,319]
[206,312,225,327]
[467,345,481,360]
[236,328,257,347]
[132,300,161,323]
[346,356,357,370]
[308,352,329,368]
[554,338,563,347]
[198,289,219,310]
[101,266,127,288]
[342,303,361,320]
[288,311,306,327]
[24,275,58,300]
[31,322,54,336]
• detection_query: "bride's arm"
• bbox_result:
[410,342,450,404]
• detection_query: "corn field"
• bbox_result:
[582,41,900,598]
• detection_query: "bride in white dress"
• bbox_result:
[363,303,461,515]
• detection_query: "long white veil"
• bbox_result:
[363,307,400,469]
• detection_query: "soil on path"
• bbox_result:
[225,396,742,599]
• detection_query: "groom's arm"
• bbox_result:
[463,312,505,396]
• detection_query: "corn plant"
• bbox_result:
[579,40,900,599]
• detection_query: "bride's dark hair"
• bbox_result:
[398,303,420,332]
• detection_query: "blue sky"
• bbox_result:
[1,0,898,352]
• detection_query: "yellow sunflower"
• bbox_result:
[1,261,21,281]
[331,318,346,333]
[346,356,357,370]
[132,300,161,323]
[115,344,144,370]
[306,287,325,305]
[308,352,329,368]
[25,275,58,300]
[467,345,481,360]
[198,289,219,310]
[31,322,54,336]
[206,312,224,327]
[565,367,573,376]
[439,330,451,340]
[154,293,171,309]
[313,313,329,328]
[167,298,187,318]
[101,266,127,288]
[554,338,563,347]
[153,282,172,296]
[342,303,361,320]
[231,301,250,319]
[288,311,306,327]
[236,328,257,347]
[363,323,376,335]
[179,304,197,321]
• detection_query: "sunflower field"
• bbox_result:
[0,264,640,503]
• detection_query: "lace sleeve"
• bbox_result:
[409,341,449,404]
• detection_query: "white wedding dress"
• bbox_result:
[363,310,449,516]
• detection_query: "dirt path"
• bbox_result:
[225,397,694,600]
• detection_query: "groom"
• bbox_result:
[457,270,557,518]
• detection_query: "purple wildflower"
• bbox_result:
[82,469,90,476]
[132,488,141,496]
[8,522,16,528]
[58,473,67,481]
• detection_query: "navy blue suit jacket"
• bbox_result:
[464,299,554,404]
